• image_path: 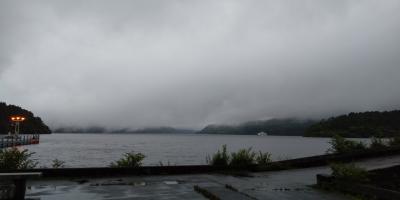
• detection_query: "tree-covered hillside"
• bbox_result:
[304,110,400,138]
[130,127,195,134]
[0,102,51,134]
[198,118,316,135]
[53,126,195,134]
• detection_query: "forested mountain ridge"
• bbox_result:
[198,118,316,135]
[53,126,195,134]
[304,110,400,137]
[0,102,51,134]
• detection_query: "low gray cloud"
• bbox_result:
[1,0,399,129]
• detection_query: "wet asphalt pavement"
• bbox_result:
[26,155,400,200]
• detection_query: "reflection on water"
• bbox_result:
[23,133,334,167]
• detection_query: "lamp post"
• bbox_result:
[10,116,26,135]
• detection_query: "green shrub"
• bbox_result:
[389,136,400,147]
[330,163,369,183]
[206,144,230,166]
[327,135,367,154]
[255,151,272,166]
[51,159,66,168]
[0,147,37,170]
[207,145,273,169]
[110,152,145,168]
[369,137,387,149]
[229,147,256,168]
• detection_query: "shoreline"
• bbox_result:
[2,146,400,178]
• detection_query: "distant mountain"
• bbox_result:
[0,102,51,134]
[53,126,195,134]
[304,110,400,138]
[198,118,316,136]
[129,127,195,134]
[53,126,106,133]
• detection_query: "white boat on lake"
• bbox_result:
[257,132,268,136]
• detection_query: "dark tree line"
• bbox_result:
[0,102,51,134]
[304,110,400,138]
[53,126,195,134]
[198,118,316,135]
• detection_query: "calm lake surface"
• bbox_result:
[23,133,335,167]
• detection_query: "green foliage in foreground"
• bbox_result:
[0,147,37,169]
[207,145,272,168]
[369,137,387,149]
[389,136,400,147]
[110,152,145,168]
[206,144,229,166]
[327,135,367,154]
[328,134,400,155]
[230,148,256,168]
[255,151,272,166]
[330,163,369,183]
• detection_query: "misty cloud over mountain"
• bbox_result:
[1,0,400,129]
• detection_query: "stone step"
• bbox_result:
[194,185,256,200]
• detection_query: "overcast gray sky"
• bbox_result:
[1,0,400,129]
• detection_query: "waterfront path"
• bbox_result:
[25,155,400,200]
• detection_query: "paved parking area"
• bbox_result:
[26,155,400,200]
[26,171,347,200]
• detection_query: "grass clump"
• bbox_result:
[0,147,37,170]
[389,136,400,147]
[230,148,256,168]
[110,152,145,168]
[255,151,272,166]
[207,145,272,169]
[369,137,387,149]
[51,159,66,168]
[206,144,229,166]
[327,135,367,154]
[330,163,369,183]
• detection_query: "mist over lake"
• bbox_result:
[1,1,400,130]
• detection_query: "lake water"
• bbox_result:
[23,133,335,167]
